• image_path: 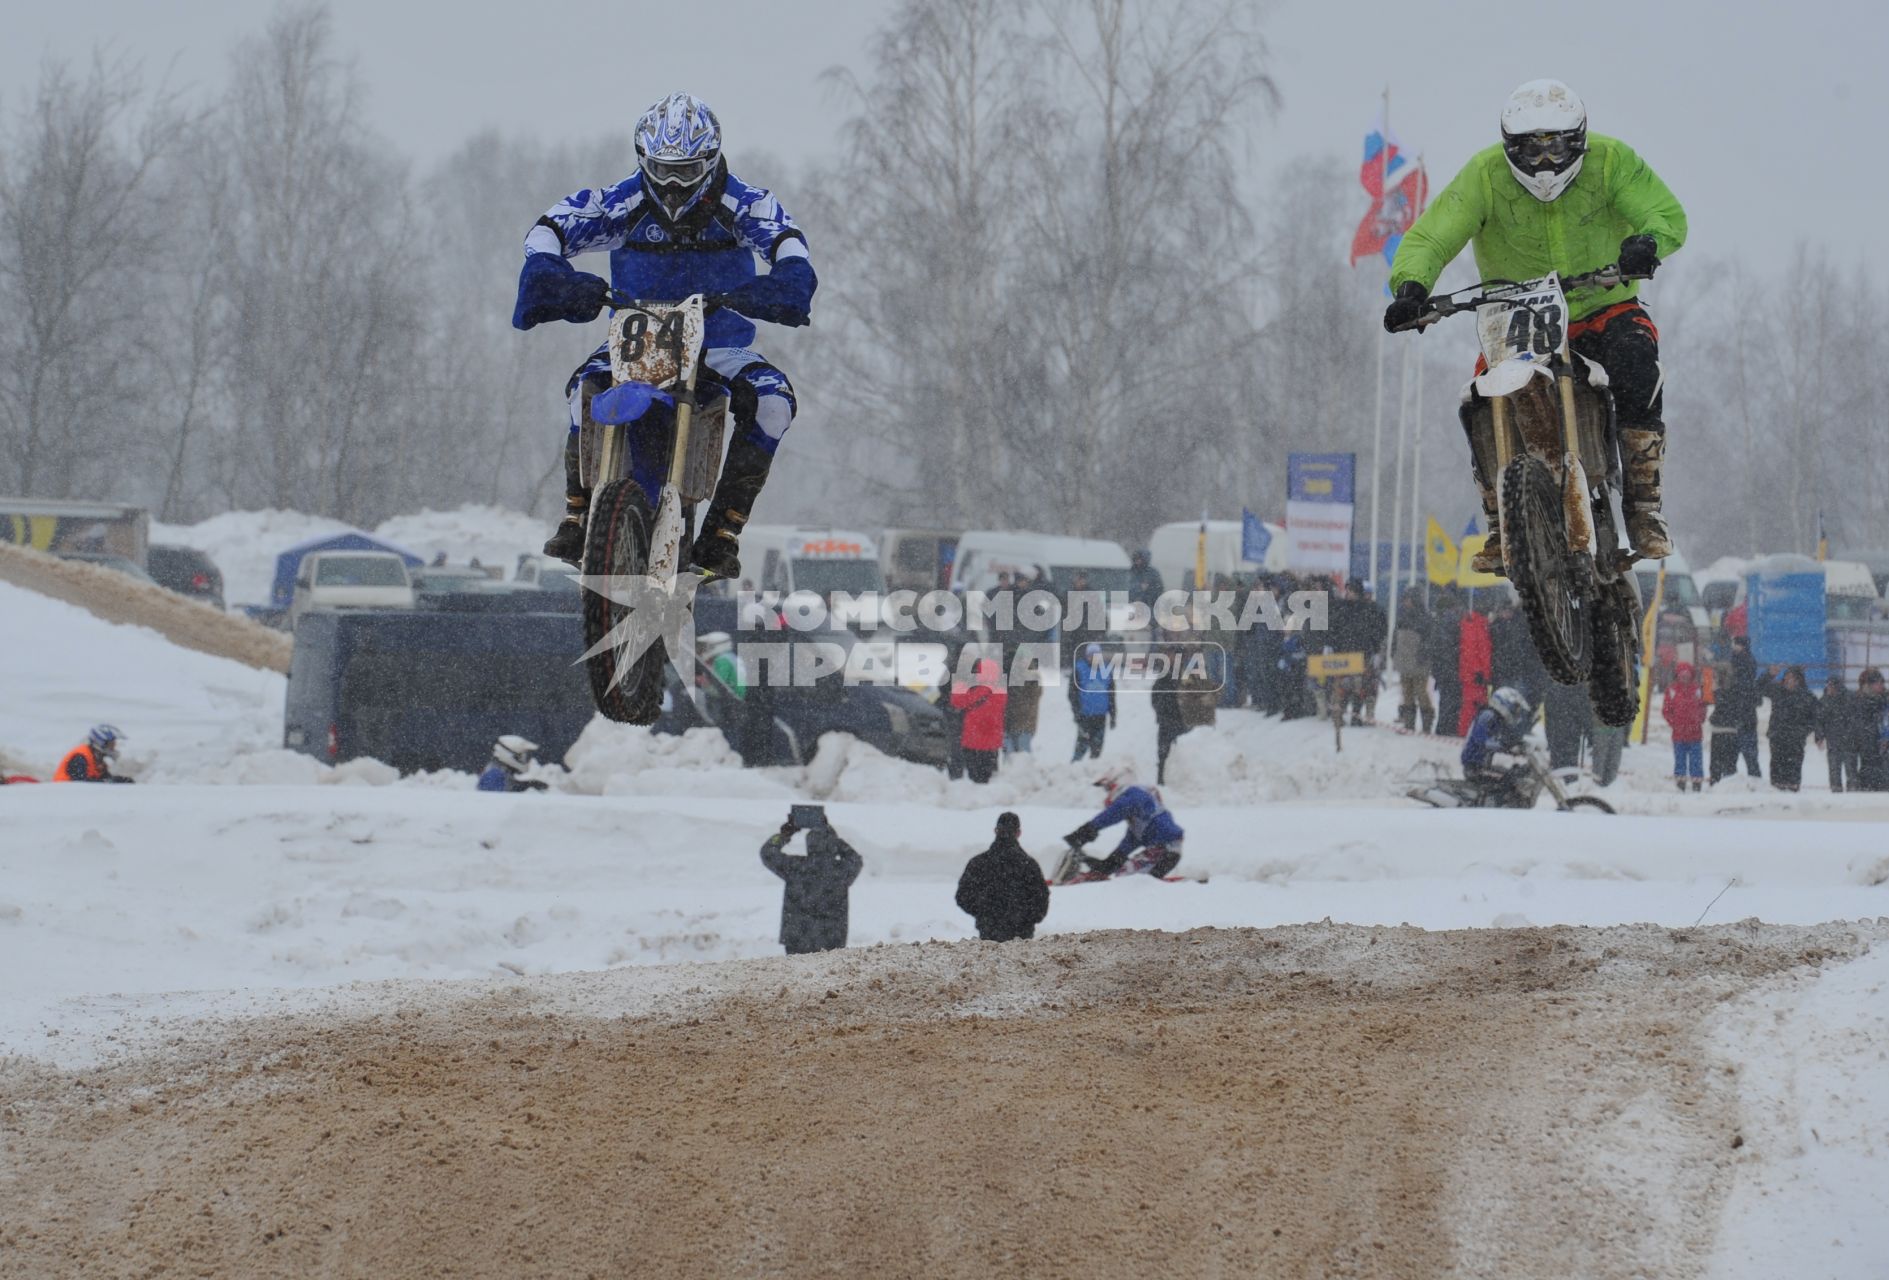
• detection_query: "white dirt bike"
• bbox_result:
[1406,741,1615,814]
[1392,264,1646,728]
[577,293,729,723]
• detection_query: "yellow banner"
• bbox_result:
[1425,517,1458,586]
[1308,652,1366,678]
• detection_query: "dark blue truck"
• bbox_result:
[284,594,948,774]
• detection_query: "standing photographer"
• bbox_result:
[759,807,864,955]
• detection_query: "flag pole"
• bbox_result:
[1367,85,1390,594]
[1387,340,1410,663]
[1407,343,1426,606]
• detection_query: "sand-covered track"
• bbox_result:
[0,541,289,674]
[2,921,1879,1279]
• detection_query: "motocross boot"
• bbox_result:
[1469,465,1505,575]
[542,432,588,566]
[690,436,774,581]
[1619,427,1674,560]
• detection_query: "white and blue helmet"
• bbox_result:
[635,92,722,222]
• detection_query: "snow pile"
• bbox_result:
[152,503,548,606]
[373,504,548,574]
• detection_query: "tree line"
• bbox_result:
[0,0,1875,563]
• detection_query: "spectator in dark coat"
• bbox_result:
[1758,665,1818,792]
[1816,675,1869,794]
[759,814,864,955]
[1058,570,1106,671]
[1719,636,1763,779]
[1128,550,1164,613]
[1428,593,1465,737]
[1855,668,1889,791]
[955,812,1051,942]
[1489,601,1546,707]
[1541,679,1593,772]
[1152,628,1189,784]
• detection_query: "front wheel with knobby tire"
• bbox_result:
[1502,455,1592,684]
[581,478,666,724]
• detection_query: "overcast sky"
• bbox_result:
[7,0,1883,277]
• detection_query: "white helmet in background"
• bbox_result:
[493,734,539,774]
[1500,79,1588,203]
[1488,687,1531,731]
[1094,765,1135,802]
[698,631,734,661]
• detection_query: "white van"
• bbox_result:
[742,526,884,597]
[947,531,1132,594]
[1821,559,1882,621]
[290,551,415,629]
[880,528,961,594]
[1147,520,1285,591]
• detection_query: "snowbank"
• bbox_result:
[0,579,285,776]
[153,504,549,606]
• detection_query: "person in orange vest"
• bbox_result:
[53,724,132,783]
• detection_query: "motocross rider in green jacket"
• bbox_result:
[1384,79,1686,572]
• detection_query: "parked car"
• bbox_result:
[410,564,503,608]
[52,551,158,585]
[146,544,225,608]
[289,551,415,630]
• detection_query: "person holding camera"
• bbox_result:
[955,812,1051,943]
[759,806,863,955]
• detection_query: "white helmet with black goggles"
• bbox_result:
[635,92,722,221]
[1500,79,1587,203]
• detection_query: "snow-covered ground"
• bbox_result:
[8,507,1889,1277]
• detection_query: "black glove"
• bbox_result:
[1618,234,1660,279]
[1082,853,1125,877]
[1064,823,1099,847]
[108,775,135,784]
[1382,280,1428,333]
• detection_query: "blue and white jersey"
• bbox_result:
[1093,785,1184,854]
[1460,708,1522,772]
[524,168,809,349]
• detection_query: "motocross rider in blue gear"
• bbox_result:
[512,92,817,578]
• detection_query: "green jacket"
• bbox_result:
[1389,134,1686,321]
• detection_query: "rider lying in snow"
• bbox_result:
[1063,767,1185,880]
[1459,686,1534,807]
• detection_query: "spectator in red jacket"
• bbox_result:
[1662,661,1706,791]
[1457,607,1494,736]
[951,658,1009,784]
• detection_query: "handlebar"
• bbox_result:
[602,289,722,316]
[1390,264,1649,333]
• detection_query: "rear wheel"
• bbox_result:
[1502,455,1592,683]
[1587,585,1642,728]
[1562,796,1616,815]
[581,478,666,724]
